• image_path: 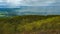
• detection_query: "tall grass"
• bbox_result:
[0,15,60,34]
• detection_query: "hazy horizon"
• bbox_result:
[0,0,60,16]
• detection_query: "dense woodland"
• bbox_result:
[0,15,60,34]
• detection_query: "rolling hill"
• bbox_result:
[0,15,60,34]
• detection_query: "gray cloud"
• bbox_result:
[0,0,57,8]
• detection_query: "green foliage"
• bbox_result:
[0,15,60,34]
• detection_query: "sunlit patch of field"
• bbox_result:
[0,15,60,34]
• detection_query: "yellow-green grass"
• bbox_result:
[0,15,60,34]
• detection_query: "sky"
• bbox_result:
[0,0,60,16]
[0,0,59,8]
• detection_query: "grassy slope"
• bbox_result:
[0,15,60,34]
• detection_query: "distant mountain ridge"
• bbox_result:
[0,6,60,17]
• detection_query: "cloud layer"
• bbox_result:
[0,0,56,8]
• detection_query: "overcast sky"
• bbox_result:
[0,0,59,8]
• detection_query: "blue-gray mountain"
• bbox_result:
[0,6,60,17]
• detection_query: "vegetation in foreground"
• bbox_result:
[0,15,60,34]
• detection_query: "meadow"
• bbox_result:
[0,15,60,34]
